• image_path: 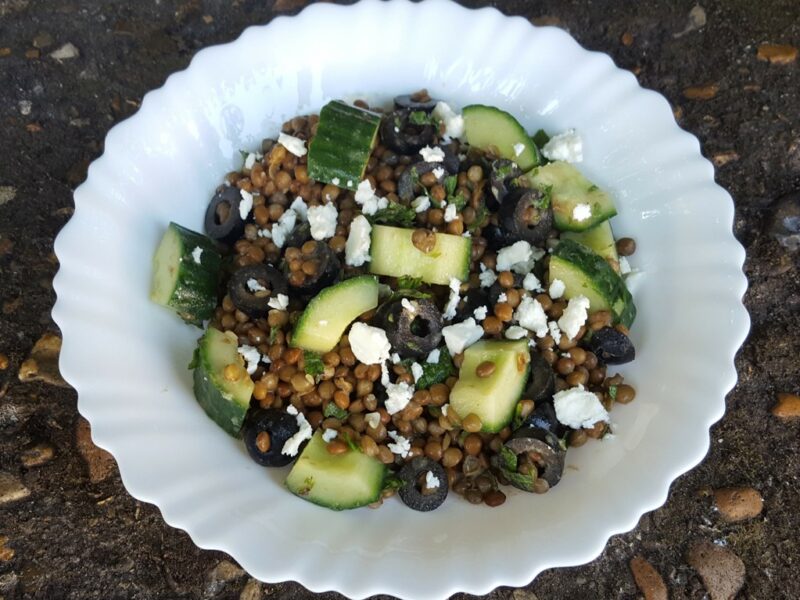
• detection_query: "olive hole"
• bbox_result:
[215,201,232,225]
[410,316,430,337]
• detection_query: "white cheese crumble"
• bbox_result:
[441,403,449,417]
[267,293,289,311]
[515,296,549,337]
[548,320,562,345]
[432,167,445,180]
[479,263,497,288]
[345,215,372,267]
[513,142,526,157]
[505,325,527,340]
[497,292,508,303]
[277,132,307,157]
[572,203,592,222]
[401,298,417,314]
[391,352,402,364]
[426,348,440,364]
[237,344,262,375]
[244,152,257,170]
[425,470,441,489]
[246,278,267,293]
[307,203,338,240]
[496,240,533,274]
[348,322,391,365]
[331,177,341,186]
[442,277,462,320]
[619,256,632,275]
[473,305,488,321]
[412,195,431,213]
[257,228,272,239]
[442,318,484,356]
[542,129,583,163]
[322,428,338,443]
[432,101,465,139]
[354,179,389,216]
[553,384,609,429]
[558,295,590,340]
[282,408,312,456]
[239,189,254,220]
[385,381,414,415]
[365,412,381,430]
[191,246,203,264]
[523,272,543,292]
[387,430,411,458]
[271,208,297,248]
[549,278,566,299]
[444,203,458,222]
[289,197,308,221]
[419,145,445,163]
[411,362,424,382]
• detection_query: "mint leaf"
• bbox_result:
[608,385,618,401]
[502,469,536,492]
[531,129,550,148]
[269,326,280,344]
[409,110,437,126]
[340,432,360,452]
[499,446,518,472]
[383,475,405,491]
[512,402,526,431]
[368,202,416,228]
[534,184,553,210]
[323,403,348,420]
[415,348,456,390]
[467,202,489,233]
[397,275,423,289]
[303,350,325,377]
[444,175,458,197]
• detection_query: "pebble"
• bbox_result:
[711,151,739,167]
[17,332,68,387]
[683,83,719,100]
[0,47,11,57]
[0,536,14,562]
[620,32,634,46]
[772,392,800,418]
[713,487,763,522]
[756,43,798,65]
[766,193,800,251]
[511,590,541,600]
[76,418,116,483]
[32,32,53,49]
[629,556,668,600]
[686,539,745,600]
[18,100,32,116]
[272,0,309,12]
[0,471,30,505]
[49,42,80,61]
[0,353,8,370]
[203,560,246,599]
[25,48,40,59]
[239,578,262,600]
[0,186,15,206]
[20,443,55,468]
[675,4,707,37]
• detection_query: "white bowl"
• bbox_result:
[52,1,749,598]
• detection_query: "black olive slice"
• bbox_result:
[498,188,553,246]
[380,110,436,156]
[505,426,566,488]
[283,221,312,250]
[286,240,341,297]
[524,352,556,404]
[228,264,289,318]
[521,401,567,439]
[374,298,442,359]
[393,93,438,112]
[483,224,513,252]
[489,159,523,204]
[454,288,490,322]
[588,327,635,364]
[242,408,300,467]
[205,185,246,245]
[397,457,448,512]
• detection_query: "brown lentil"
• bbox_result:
[616,237,636,256]
[484,489,506,507]
[462,413,483,433]
[615,384,636,404]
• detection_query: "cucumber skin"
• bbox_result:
[562,220,620,272]
[307,101,381,190]
[552,239,636,327]
[462,105,541,171]
[192,350,248,438]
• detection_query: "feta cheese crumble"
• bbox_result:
[348,322,391,365]
[354,179,389,215]
[239,189,254,220]
[473,305,488,321]
[277,132,307,157]
[365,412,381,430]
[496,240,536,274]
[237,344,262,375]
[267,293,289,311]
[497,292,508,303]
[391,352,402,364]
[442,318,484,355]
[558,295,590,340]
[505,325,527,340]
[345,215,372,267]
[425,470,441,489]
[444,203,458,222]
[572,203,592,222]
[522,272,543,292]
[419,145,445,163]
[549,278,566,299]
[401,298,417,314]
[553,384,609,429]
[191,246,203,264]
[442,277,461,320]
[412,195,431,213]
[515,296,549,338]
[307,203,338,240]
[246,278,267,293]
[271,208,297,248]
[282,407,312,456]
[441,404,449,417]
[385,381,414,415]
[432,167,445,180]
[387,430,411,458]
[433,102,465,139]
[331,177,341,186]
[542,129,583,163]
[513,142,526,157]
[289,197,308,221]
[479,263,497,288]
[426,348,440,364]
[619,256,632,275]
[322,428,338,443]
[411,362,424,382]
[244,152,257,170]
[548,320,562,345]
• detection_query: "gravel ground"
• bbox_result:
[1,1,799,599]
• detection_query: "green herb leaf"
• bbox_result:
[384,288,433,305]
[303,350,325,377]
[415,348,456,390]
[502,468,536,492]
[269,325,280,344]
[449,192,468,211]
[368,202,417,228]
[323,403,349,420]
[383,475,406,491]
[444,175,458,197]
[531,129,551,149]
[187,348,200,370]
[512,402,525,431]
[409,110,437,126]
[499,446,518,472]
[397,275,423,289]
[467,202,490,233]
[340,432,360,452]
[608,385,618,401]
[534,184,553,210]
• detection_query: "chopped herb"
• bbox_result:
[368,202,417,228]
[340,432,360,452]
[408,110,438,126]
[511,402,526,430]
[502,469,536,492]
[187,348,200,370]
[533,184,553,210]
[499,445,518,472]
[397,275,423,289]
[323,403,349,420]
[383,475,405,491]
[531,129,550,148]
[608,385,618,401]
[393,115,404,130]
[303,350,325,377]
[468,202,490,233]
[384,288,433,305]
[449,192,468,211]
[444,175,458,197]
[415,347,456,389]
[269,325,280,344]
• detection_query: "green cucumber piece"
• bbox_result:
[526,161,617,232]
[462,105,541,171]
[150,222,222,326]
[291,275,379,353]
[307,100,381,191]
[286,431,387,510]
[561,220,620,273]
[369,224,471,286]
[192,327,254,437]
[548,239,636,327]
[449,340,530,433]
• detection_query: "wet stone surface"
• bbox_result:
[0,1,798,599]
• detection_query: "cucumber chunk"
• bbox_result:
[307,100,381,191]
[150,222,222,326]
[462,105,541,171]
[561,220,620,273]
[449,340,530,433]
[291,275,379,353]
[526,161,617,232]
[192,327,254,437]
[286,431,387,510]
[369,224,471,285]
[548,239,636,327]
